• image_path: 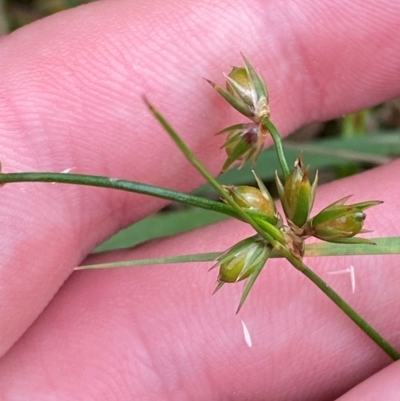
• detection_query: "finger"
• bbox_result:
[0,159,399,399]
[335,362,400,400]
[0,0,399,357]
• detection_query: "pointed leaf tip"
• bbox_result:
[204,78,217,88]
[142,95,152,109]
[235,250,270,313]
[212,281,225,295]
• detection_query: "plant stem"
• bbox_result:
[0,171,237,216]
[262,118,290,180]
[76,252,222,270]
[76,236,400,271]
[0,171,275,225]
[304,265,400,360]
[278,243,400,361]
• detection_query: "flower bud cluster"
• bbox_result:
[212,156,381,311]
[207,55,270,172]
[275,156,380,245]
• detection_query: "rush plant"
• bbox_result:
[1,55,399,360]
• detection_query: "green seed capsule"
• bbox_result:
[223,171,281,226]
[214,236,269,283]
[276,157,318,228]
[220,125,259,173]
[212,235,272,313]
[207,54,269,123]
[305,196,382,244]
[226,67,254,108]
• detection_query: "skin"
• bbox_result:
[0,0,399,399]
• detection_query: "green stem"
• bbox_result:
[76,252,222,270]
[262,118,290,180]
[0,171,274,225]
[77,237,400,270]
[0,172,238,216]
[278,243,400,361]
[304,265,400,360]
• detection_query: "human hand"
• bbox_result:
[0,0,400,399]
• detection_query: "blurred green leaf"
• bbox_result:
[94,208,228,253]
[341,109,370,138]
[196,131,400,193]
